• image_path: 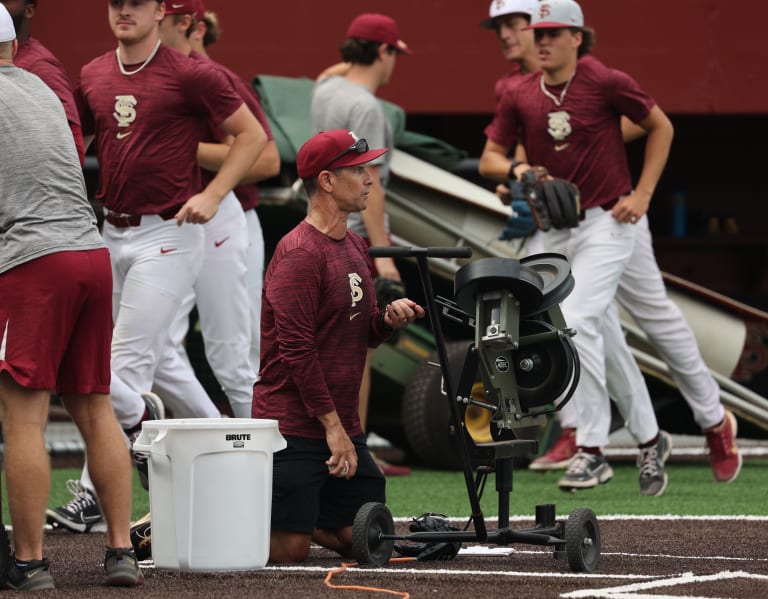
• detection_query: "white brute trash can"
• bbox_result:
[133,418,286,571]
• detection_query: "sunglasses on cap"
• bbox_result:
[322,138,369,171]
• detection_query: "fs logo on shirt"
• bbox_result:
[547,110,572,142]
[113,95,138,128]
[349,273,363,307]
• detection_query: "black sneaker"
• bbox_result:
[45,479,103,532]
[6,557,55,591]
[0,526,10,587]
[637,430,672,496]
[104,547,144,587]
[125,392,165,491]
[557,451,614,491]
[129,512,152,562]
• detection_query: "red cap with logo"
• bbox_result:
[163,0,196,16]
[297,130,388,180]
[346,13,412,55]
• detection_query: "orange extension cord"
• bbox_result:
[324,557,415,598]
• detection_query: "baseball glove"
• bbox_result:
[393,513,462,561]
[521,170,581,231]
[499,199,537,240]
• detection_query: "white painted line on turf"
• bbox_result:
[560,569,768,598]
[502,548,767,563]
[393,515,768,523]
[600,551,768,563]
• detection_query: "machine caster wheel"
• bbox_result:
[352,502,395,566]
[564,508,601,572]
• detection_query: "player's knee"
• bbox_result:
[268,532,311,563]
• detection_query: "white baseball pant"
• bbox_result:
[539,207,658,448]
[153,192,256,418]
[615,216,723,429]
[244,207,265,378]
[106,214,204,422]
[79,214,205,493]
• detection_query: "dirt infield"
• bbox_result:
[24,517,768,598]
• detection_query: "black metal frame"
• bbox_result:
[364,246,598,570]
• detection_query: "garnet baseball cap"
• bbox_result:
[346,13,412,55]
[481,0,538,29]
[0,3,16,43]
[296,130,388,179]
[194,0,205,21]
[163,0,196,15]
[527,0,584,29]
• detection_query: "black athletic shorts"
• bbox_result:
[270,434,386,534]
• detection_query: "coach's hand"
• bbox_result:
[384,298,425,330]
[323,419,357,480]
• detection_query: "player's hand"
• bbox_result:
[175,192,220,226]
[611,190,651,225]
[325,425,357,479]
[495,183,512,205]
[384,298,425,330]
[373,257,400,282]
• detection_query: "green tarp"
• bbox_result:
[252,74,466,171]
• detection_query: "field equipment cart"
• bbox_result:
[352,246,601,572]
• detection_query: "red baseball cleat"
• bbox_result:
[705,410,742,483]
[529,427,577,471]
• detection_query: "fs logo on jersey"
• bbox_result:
[349,272,363,307]
[547,110,572,141]
[113,95,138,128]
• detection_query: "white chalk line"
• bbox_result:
[459,545,768,562]
[560,569,768,598]
[394,515,768,523]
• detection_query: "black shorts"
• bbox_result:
[271,434,386,534]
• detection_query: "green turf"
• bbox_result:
[3,460,765,525]
[385,460,768,518]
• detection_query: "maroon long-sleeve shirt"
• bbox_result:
[252,220,392,439]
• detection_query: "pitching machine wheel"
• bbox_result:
[564,508,601,572]
[519,253,574,315]
[352,502,395,566]
[514,320,575,409]
[454,257,544,316]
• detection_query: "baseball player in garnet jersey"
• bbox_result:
[190,0,281,383]
[1,0,85,164]
[481,0,675,496]
[75,0,264,469]
[253,130,424,563]
[479,0,741,485]
[151,0,279,419]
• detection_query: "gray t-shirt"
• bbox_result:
[0,65,103,275]
[311,76,392,237]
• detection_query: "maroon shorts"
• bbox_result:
[0,249,112,395]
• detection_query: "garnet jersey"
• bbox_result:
[76,44,243,215]
[493,62,524,103]
[15,37,85,165]
[485,54,655,209]
[190,51,274,210]
[252,221,392,439]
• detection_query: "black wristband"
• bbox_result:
[508,160,524,181]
